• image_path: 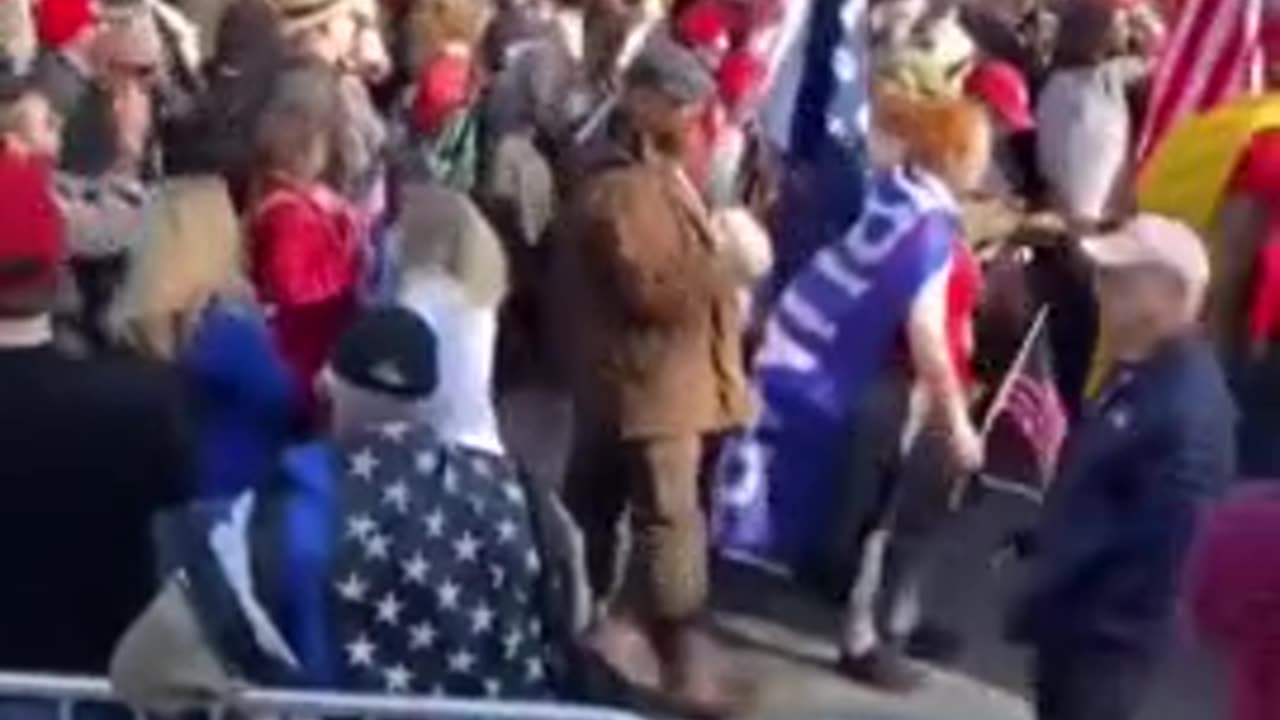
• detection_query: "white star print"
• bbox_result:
[383,663,413,693]
[375,592,403,626]
[363,532,391,561]
[346,633,376,667]
[524,549,541,573]
[496,519,517,543]
[345,514,376,542]
[447,648,476,674]
[335,572,367,603]
[349,448,379,481]
[443,466,459,494]
[502,628,523,659]
[437,579,461,610]
[489,564,506,590]
[402,552,429,585]
[454,532,481,563]
[469,603,495,634]
[484,678,502,697]
[380,421,412,443]
[409,620,438,650]
[423,509,446,538]
[502,482,526,506]
[526,657,546,683]
[469,495,485,514]
[415,449,440,476]
[382,480,411,514]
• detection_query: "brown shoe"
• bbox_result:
[835,647,926,694]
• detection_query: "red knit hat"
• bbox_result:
[410,48,473,136]
[0,152,64,299]
[36,0,98,50]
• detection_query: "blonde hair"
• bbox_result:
[397,181,508,307]
[407,0,490,67]
[111,176,251,360]
[872,82,989,188]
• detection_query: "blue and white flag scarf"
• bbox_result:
[715,166,959,570]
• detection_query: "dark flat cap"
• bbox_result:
[625,31,716,106]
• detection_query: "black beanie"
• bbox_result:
[331,307,439,400]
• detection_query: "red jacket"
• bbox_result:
[947,238,983,388]
[1231,131,1280,345]
[249,178,362,415]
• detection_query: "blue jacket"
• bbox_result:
[180,299,297,498]
[1013,335,1236,654]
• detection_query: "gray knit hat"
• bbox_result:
[625,32,715,106]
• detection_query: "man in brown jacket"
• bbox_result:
[553,33,752,715]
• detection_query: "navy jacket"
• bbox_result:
[1012,335,1236,654]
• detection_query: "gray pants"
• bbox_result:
[831,370,957,654]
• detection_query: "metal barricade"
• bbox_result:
[0,672,646,720]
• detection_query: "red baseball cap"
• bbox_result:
[36,0,98,50]
[675,0,732,54]
[717,49,764,111]
[0,153,64,300]
[964,60,1035,132]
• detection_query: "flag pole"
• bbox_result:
[949,305,1051,510]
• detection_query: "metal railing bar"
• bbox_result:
[0,673,643,720]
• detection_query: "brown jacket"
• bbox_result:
[552,159,752,439]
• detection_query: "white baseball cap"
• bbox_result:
[1081,214,1210,292]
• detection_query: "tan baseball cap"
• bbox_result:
[1081,214,1211,293]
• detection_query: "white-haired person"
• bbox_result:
[1009,215,1236,720]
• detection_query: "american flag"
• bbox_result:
[978,309,1069,502]
[1136,0,1264,165]
[754,0,868,156]
[330,421,555,699]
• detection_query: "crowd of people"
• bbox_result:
[0,0,1278,718]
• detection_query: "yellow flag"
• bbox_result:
[1087,94,1280,396]
[1138,94,1280,236]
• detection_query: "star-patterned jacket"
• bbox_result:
[134,418,566,703]
[317,420,557,699]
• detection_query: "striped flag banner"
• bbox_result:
[951,307,1068,508]
[1136,0,1263,165]
[752,0,869,155]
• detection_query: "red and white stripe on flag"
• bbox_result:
[1005,375,1069,480]
[1137,0,1264,165]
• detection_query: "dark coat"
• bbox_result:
[1011,335,1237,655]
[0,342,194,673]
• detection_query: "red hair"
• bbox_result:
[873,84,988,184]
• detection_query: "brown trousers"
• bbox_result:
[563,430,708,623]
